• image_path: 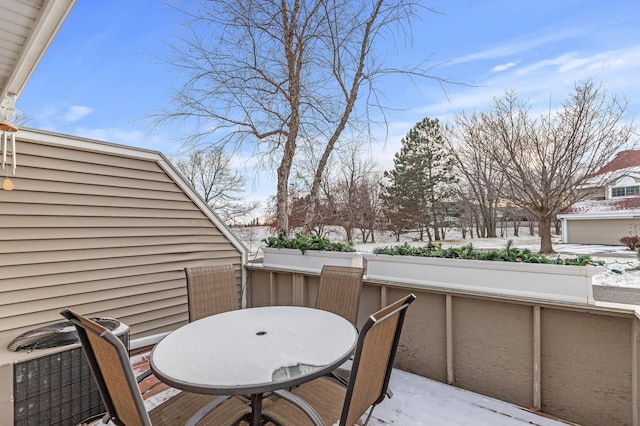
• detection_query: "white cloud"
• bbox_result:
[73,127,152,148]
[63,105,93,122]
[491,61,519,73]
[414,43,640,123]
[446,27,583,66]
[516,46,640,80]
[74,127,108,141]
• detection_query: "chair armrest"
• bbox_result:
[272,389,325,426]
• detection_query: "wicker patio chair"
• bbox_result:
[315,265,364,326]
[60,308,251,426]
[262,293,416,426]
[185,264,239,322]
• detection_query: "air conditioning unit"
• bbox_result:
[0,320,129,426]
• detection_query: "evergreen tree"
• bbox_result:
[381,117,457,241]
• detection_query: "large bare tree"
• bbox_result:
[157,0,442,233]
[480,81,634,253]
[176,147,259,224]
[324,142,380,241]
[449,112,506,238]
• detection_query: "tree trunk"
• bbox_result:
[276,162,291,232]
[425,227,433,242]
[538,216,555,254]
[344,225,353,242]
[432,206,440,241]
[302,0,384,235]
[512,218,520,237]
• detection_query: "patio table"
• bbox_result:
[150,305,358,426]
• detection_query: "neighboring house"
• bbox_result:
[558,150,640,245]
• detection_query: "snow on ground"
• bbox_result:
[367,365,567,426]
[232,225,640,288]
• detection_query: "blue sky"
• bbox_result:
[16,0,640,209]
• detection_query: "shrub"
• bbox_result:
[372,239,604,267]
[620,236,640,250]
[262,230,355,253]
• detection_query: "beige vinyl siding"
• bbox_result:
[576,187,596,200]
[0,130,245,350]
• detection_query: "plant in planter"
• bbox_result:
[372,240,604,267]
[261,231,361,273]
[262,230,356,253]
[366,240,604,304]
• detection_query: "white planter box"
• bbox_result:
[364,254,603,305]
[262,247,363,273]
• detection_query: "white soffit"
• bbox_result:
[0,0,76,113]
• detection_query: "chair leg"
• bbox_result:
[185,395,234,426]
[362,406,377,426]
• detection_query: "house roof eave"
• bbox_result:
[558,211,640,220]
[1,0,77,121]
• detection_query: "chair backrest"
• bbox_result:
[339,293,416,426]
[315,265,364,326]
[184,264,239,322]
[60,308,150,426]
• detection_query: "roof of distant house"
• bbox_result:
[559,197,640,216]
[593,150,640,176]
[579,150,640,189]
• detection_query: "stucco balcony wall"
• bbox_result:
[246,263,640,426]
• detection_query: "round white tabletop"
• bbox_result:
[150,306,358,395]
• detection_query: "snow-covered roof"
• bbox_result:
[574,150,640,191]
[580,167,640,189]
[594,150,640,176]
[559,197,640,218]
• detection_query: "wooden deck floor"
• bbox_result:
[131,350,171,399]
[124,349,571,426]
[75,352,571,426]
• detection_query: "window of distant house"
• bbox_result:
[612,185,640,197]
